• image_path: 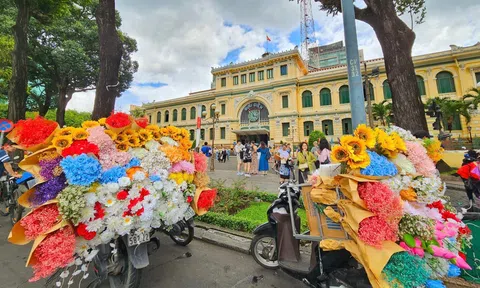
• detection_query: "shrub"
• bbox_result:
[308,130,326,148]
[473,137,480,149]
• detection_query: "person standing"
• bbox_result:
[201,142,212,157]
[250,141,259,175]
[226,148,230,161]
[257,142,270,175]
[0,143,21,178]
[457,154,480,208]
[311,140,320,168]
[297,142,317,184]
[278,144,291,184]
[318,138,331,165]
[242,140,252,177]
[222,147,227,163]
[235,141,244,175]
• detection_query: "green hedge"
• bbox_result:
[197,212,259,233]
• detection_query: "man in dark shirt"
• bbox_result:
[0,143,20,177]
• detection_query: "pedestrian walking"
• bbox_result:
[297,142,317,184]
[243,140,252,177]
[457,151,480,208]
[257,142,270,175]
[222,148,227,163]
[226,149,230,161]
[278,144,291,184]
[201,142,212,157]
[250,141,259,175]
[235,141,244,175]
[318,138,331,165]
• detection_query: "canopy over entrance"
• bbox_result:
[232,128,269,144]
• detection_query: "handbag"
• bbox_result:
[298,163,308,170]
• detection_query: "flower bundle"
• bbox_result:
[405,141,437,177]
[360,151,397,177]
[423,139,444,164]
[193,152,208,173]
[11,116,58,148]
[9,117,213,283]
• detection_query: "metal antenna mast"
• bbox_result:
[296,0,318,67]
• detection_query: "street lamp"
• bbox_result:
[202,103,220,171]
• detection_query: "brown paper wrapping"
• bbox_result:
[18,146,58,182]
[323,206,341,223]
[301,186,322,237]
[105,123,132,134]
[26,220,70,267]
[310,187,338,205]
[319,239,345,251]
[7,124,59,152]
[191,187,212,216]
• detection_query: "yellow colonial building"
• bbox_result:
[136,43,480,147]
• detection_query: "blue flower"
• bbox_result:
[361,151,397,177]
[124,157,141,169]
[149,174,161,182]
[60,154,102,186]
[425,279,446,288]
[100,166,127,184]
[447,264,461,277]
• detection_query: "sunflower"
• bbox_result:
[55,127,75,137]
[390,132,407,152]
[331,146,350,163]
[98,118,107,126]
[152,130,162,141]
[138,129,153,141]
[340,135,366,161]
[354,124,375,149]
[127,136,141,147]
[347,153,370,169]
[145,124,160,131]
[400,188,417,201]
[115,134,129,144]
[123,128,136,137]
[116,142,129,152]
[375,128,396,152]
[104,129,117,140]
[52,135,73,149]
[81,120,100,129]
[72,128,89,140]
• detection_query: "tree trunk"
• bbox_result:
[38,87,53,116]
[360,1,428,133]
[7,0,29,122]
[91,0,123,120]
[56,88,73,127]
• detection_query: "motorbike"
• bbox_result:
[250,172,370,287]
[161,205,196,246]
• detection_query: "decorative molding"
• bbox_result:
[233,90,273,109]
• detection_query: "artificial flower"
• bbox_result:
[76,223,96,240]
[354,124,375,148]
[134,117,149,128]
[360,151,397,177]
[106,112,131,128]
[100,166,127,184]
[32,174,68,206]
[193,152,208,172]
[400,188,418,201]
[14,116,57,148]
[57,186,89,224]
[82,121,100,129]
[382,252,430,288]
[115,134,129,144]
[61,140,100,158]
[152,130,162,141]
[358,216,399,247]
[61,154,102,186]
[104,129,117,140]
[123,128,136,137]
[72,128,89,140]
[340,135,366,161]
[127,136,140,147]
[39,156,62,181]
[391,154,416,175]
[98,118,107,125]
[193,172,210,189]
[197,189,217,209]
[20,204,60,240]
[423,138,444,163]
[116,143,129,152]
[170,161,195,174]
[358,182,403,225]
[55,127,75,137]
[405,141,436,177]
[52,135,73,150]
[347,154,370,169]
[138,129,152,141]
[390,132,407,153]
[331,145,350,163]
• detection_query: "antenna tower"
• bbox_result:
[296,0,318,68]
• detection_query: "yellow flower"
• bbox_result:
[55,127,75,137]
[390,132,406,152]
[375,128,396,152]
[82,120,100,129]
[104,129,117,140]
[340,135,366,161]
[116,143,129,152]
[123,128,136,137]
[331,146,350,163]
[52,135,73,149]
[347,153,370,169]
[115,134,129,144]
[98,118,107,125]
[423,139,444,163]
[89,182,100,193]
[138,129,153,141]
[127,136,140,147]
[152,130,162,141]
[400,188,417,201]
[72,128,89,140]
[354,124,375,149]
[146,124,160,131]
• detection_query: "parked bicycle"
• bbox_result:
[0,171,35,225]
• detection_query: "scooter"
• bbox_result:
[250,172,371,287]
[162,206,195,246]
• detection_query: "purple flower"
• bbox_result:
[32,174,67,206]
[39,157,62,181]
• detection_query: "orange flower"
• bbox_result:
[400,188,417,201]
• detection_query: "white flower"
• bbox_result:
[86,219,103,232]
[179,182,187,191]
[143,194,157,209]
[153,181,164,191]
[100,230,115,243]
[129,148,148,159]
[84,193,98,206]
[131,202,143,213]
[145,140,160,151]
[106,217,122,232]
[80,206,95,222]
[106,183,120,193]
[160,136,178,146]
[133,171,146,181]
[60,270,69,279]
[72,269,82,277]
[104,196,116,207]
[123,216,133,226]
[56,281,61,287]
[118,177,131,187]
[128,187,141,199]
[75,258,83,266]
[84,249,99,262]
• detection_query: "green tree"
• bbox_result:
[427,97,471,133]
[25,109,91,127]
[463,88,480,110]
[308,130,326,148]
[130,107,145,118]
[311,0,428,133]
[372,100,393,126]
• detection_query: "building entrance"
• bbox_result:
[238,134,269,145]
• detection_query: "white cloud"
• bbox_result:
[67,0,480,112]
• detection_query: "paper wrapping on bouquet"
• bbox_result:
[105,122,132,134]
[317,163,341,177]
[8,200,60,245]
[336,174,376,209]
[310,188,338,205]
[7,124,59,152]
[350,169,394,181]
[130,117,147,131]
[26,220,71,267]
[191,187,212,216]
[18,146,58,182]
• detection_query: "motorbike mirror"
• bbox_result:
[13,156,20,160]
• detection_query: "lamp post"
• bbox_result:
[467,126,473,143]
[202,104,220,171]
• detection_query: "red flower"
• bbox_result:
[135,117,149,128]
[117,190,129,200]
[106,112,131,128]
[441,210,459,222]
[139,188,150,200]
[20,204,60,240]
[94,202,105,220]
[459,252,467,261]
[187,196,193,203]
[135,207,144,216]
[62,140,100,158]
[197,189,217,210]
[76,223,97,240]
[128,197,140,210]
[123,210,132,217]
[15,116,57,147]
[427,201,444,212]
[459,226,471,235]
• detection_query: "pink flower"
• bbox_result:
[29,226,76,282]
[87,126,116,153]
[20,204,60,240]
[405,141,436,177]
[170,161,195,174]
[358,216,399,247]
[193,152,207,173]
[358,182,403,225]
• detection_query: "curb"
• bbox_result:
[193,221,252,255]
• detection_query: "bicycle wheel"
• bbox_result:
[10,188,24,225]
[0,186,9,217]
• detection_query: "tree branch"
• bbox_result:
[314,0,375,24]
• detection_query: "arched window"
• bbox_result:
[417,75,426,96]
[164,110,169,123]
[322,120,334,136]
[148,114,151,123]
[190,107,196,120]
[303,121,313,136]
[342,118,352,135]
[436,71,456,93]
[156,111,161,124]
[189,129,195,141]
[383,80,392,100]
[181,108,187,121]
[363,82,374,101]
[173,109,178,122]
[320,88,332,106]
[302,90,313,108]
[210,104,215,118]
[201,105,206,118]
[339,85,350,104]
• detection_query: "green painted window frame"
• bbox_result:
[233,76,239,85]
[189,129,195,141]
[322,120,334,136]
[190,107,196,120]
[267,68,273,79]
[417,75,426,96]
[172,109,178,121]
[221,77,226,87]
[363,82,375,101]
[164,111,169,122]
[383,80,392,100]
[436,71,456,93]
[320,88,332,106]
[282,95,288,108]
[156,112,161,123]
[181,108,187,121]
[258,70,264,80]
[280,64,288,76]
[282,123,290,137]
[303,121,313,136]
[201,105,206,118]
[342,118,352,135]
[249,72,255,82]
[220,127,226,139]
[339,85,350,104]
[221,104,226,115]
[241,74,247,84]
[302,90,313,108]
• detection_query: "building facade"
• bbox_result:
[137,43,480,147]
[308,41,364,70]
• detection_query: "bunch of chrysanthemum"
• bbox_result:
[331,135,370,169]
[160,145,191,162]
[57,185,89,224]
[158,126,192,150]
[410,176,445,204]
[385,125,417,142]
[13,116,58,148]
[169,172,194,184]
[405,141,437,177]
[139,150,171,176]
[423,138,444,164]
[399,213,435,240]
[391,154,417,175]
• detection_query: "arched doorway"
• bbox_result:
[234,101,270,144]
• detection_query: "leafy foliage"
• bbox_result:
[372,100,393,126]
[463,88,480,110]
[308,130,326,148]
[427,97,471,132]
[130,107,145,118]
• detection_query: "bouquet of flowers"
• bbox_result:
[324,124,474,288]
[8,113,217,283]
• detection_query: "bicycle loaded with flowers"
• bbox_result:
[309,124,475,288]
[7,113,216,284]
